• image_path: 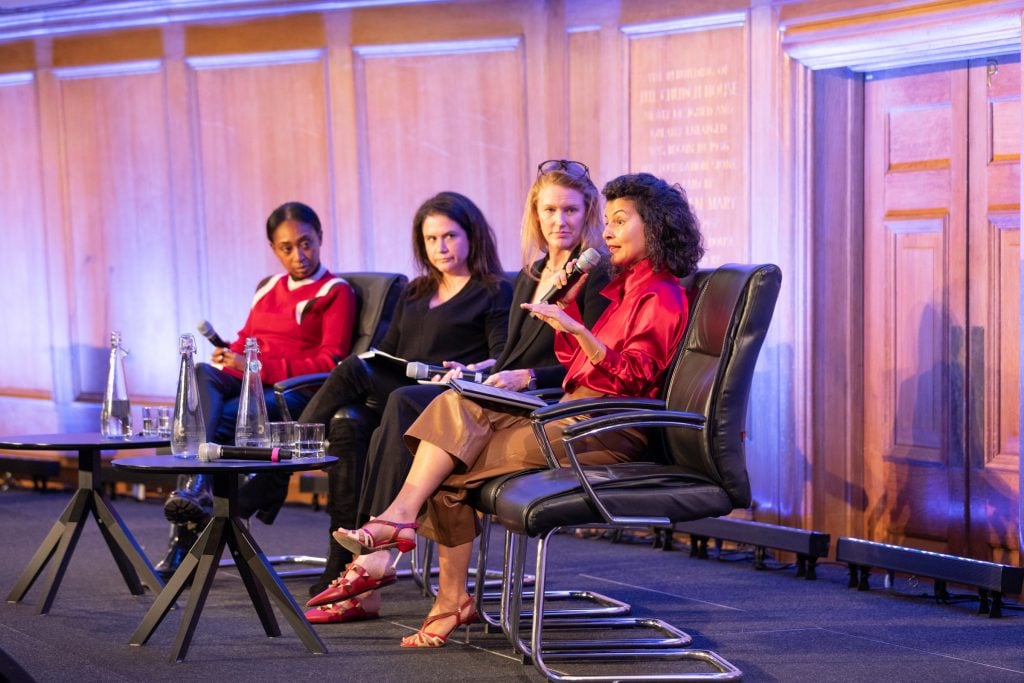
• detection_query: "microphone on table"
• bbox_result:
[406,362,487,384]
[538,247,602,305]
[198,443,289,462]
[197,320,230,348]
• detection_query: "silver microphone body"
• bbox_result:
[198,442,286,461]
[197,320,230,348]
[406,362,485,383]
[538,247,602,305]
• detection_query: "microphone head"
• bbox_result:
[577,248,601,272]
[197,442,220,461]
[406,362,427,380]
[197,320,214,336]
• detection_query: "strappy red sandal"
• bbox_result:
[304,597,379,624]
[400,596,478,648]
[306,563,397,607]
[332,519,419,556]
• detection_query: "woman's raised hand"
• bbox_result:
[520,301,585,335]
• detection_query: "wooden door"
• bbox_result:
[863,56,1020,562]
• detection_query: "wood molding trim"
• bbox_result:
[781,1,1024,72]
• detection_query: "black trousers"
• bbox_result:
[356,383,448,526]
[290,355,413,539]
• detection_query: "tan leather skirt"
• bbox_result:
[404,389,646,547]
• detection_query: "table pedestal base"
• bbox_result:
[130,474,326,662]
[5,448,162,614]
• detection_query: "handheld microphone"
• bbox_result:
[538,248,602,305]
[197,320,230,348]
[198,443,288,462]
[406,362,486,383]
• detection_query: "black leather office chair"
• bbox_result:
[259,272,405,573]
[483,263,781,681]
[273,271,408,418]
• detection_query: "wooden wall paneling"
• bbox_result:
[525,0,566,171]
[623,12,749,266]
[747,4,809,527]
[56,61,180,406]
[811,66,866,540]
[162,24,205,371]
[188,51,334,339]
[967,54,1020,562]
[1019,10,1024,561]
[30,37,82,433]
[566,28,604,176]
[354,39,528,274]
[0,75,53,401]
[323,11,368,273]
[565,0,631,181]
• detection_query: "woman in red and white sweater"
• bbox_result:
[155,201,356,580]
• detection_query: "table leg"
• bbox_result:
[226,520,280,637]
[227,519,325,654]
[5,487,91,608]
[36,487,94,614]
[129,514,228,664]
[91,490,163,594]
[169,516,228,663]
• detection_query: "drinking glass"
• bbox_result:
[269,421,297,457]
[156,406,172,438]
[294,423,325,458]
[140,406,158,436]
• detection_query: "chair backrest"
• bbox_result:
[337,272,408,355]
[663,263,781,509]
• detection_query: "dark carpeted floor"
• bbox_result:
[1,488,1022,682]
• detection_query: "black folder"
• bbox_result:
[447,378,547,412]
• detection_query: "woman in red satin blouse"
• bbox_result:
[331,172,705,648]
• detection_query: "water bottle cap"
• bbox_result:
[179,333,196,354]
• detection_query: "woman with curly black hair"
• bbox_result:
[331,172,703,648]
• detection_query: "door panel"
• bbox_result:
[967,55,1020,563]
[864,62,968,554]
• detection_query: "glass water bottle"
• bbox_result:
[100,331,132,438]
[171,333,206,457]
[235,337,269,447]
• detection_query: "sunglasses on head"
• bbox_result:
[537,159,590,179]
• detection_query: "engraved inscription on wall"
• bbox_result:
[629,28,747,264]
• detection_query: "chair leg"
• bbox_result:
[525,527,742,682]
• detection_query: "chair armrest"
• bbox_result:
[272,372,331,421]
[529,396,666,467]
[530,396,665,423]
[561,409,705,440]
[273,372,331,394]
[537,409,706,527]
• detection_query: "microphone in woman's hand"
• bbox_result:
[406,362,486,383]
[197,320,230,348]
[538,248,602,304]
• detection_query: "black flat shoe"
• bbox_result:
[164,474,212,525]
[154,523,200,581]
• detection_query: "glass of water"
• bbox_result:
[157,406,172,438]
[294,423,325,458]
[140,406,158,436]
[269,421,297,458]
